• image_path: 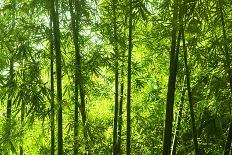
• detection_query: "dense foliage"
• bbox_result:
[0,0,231,154]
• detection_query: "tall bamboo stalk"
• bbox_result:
[68,0,80,153]
[49,7,55,155]
[182,26,199,155]
[162,0,180,154]
[126,0,133,154]
[112,0,119,153]
[50,0,63,154]
[171,76,186,155]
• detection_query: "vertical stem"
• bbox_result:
[20,59,26,155]
[6,60,13,136]
[70,0,91,153]
[73,0,86,128]
[171,76,186,155]
[182,26,199,155]
[112,0,119,153]
[6,100,12,124]
[49,8,55,155]
[68,0,80,154]
[118,16,127,154]
[74,90,79,155]
[6,59,13,154]
[126,0,133,154]
[8,0,15,152]
[50,0,63,154]
[20,101,25,155]
[162,0,180,153]
[118,66,124,155]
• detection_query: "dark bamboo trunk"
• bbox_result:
[73,0,87,140]
[118,66,124,155]
[50,0,63,154]
[68,0,80,154]
[6,99,12,124]
[79,87,89,154]
[6,60,13,134]
[20,101,25,155]
[49,9,55,155]
[20,61,25,155]
[171,76,186,155]
[6,60,13,154]
[118,16,127,154]
[69,0,91,153]
[112,0,119,153]
[182,27,199,155]
[162,0,179,153]
[126,0,133,154]
[74,90,79,155]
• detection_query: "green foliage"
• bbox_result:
[0,0,232,154]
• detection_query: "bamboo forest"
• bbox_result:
[1,0,232,154]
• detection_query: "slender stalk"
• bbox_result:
[7,0,15,152]
[73,1,88,134]
[20,60,25,155]
[68,0,80,154]
[162,0,180,153]
[6,59,13,154]
[70,0,91,153]
[171,76,186,155]
[49,8,55,155]
[20,101,25,155]
[118,66,124,155]
[6,60,13,132]
[50,0,63,154]
[126,0,133,153]
[112,0,119,153]
[182,27,199,155]
[6,99,12,126]
[74,90,79,155]
[118,16,127,154]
